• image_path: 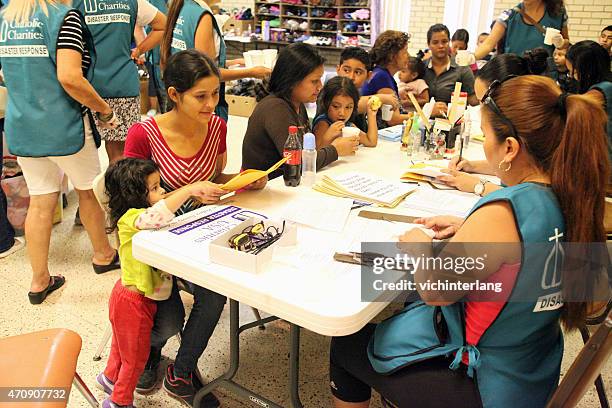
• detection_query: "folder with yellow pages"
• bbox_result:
[401,163,447,181]
[313,172,416,208]
[221,157,287,192]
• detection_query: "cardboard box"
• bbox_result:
[209,218,297,274]
[223,18,253,35]
[227,95,257,117]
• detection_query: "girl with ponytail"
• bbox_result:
[330,75,609,408]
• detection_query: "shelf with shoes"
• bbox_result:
[252,0,371,48]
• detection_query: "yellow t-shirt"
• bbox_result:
[118,208,168,298]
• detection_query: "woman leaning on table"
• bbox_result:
[162,0,270,122]
[124,49,267,403]
[0,0,121,304]
[474,0,570,60]
[329,75,609,408]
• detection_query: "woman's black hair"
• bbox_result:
[543,0,565,16]
[257,43,325,102]
[163,49,221,109]
[104,158,159,233]
[521,48,550,75]
[427,24,450,44]
[477,53,546,84]
[566,40,612,94]
[315,76,360,124]
[451,29,469,47]
[406,56,426,80]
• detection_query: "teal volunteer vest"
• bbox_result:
[368,183,566,408]
[170,0,228,121]
[590,81,612,167]
[146,0,167,90]
[0,5,97,157]
[75,0,139,98]
[504,3,565,55]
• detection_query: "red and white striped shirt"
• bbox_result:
[125,116,227,214]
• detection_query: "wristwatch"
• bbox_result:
[474,179,489,197]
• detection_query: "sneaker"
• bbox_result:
[0,237,25,259]
[96,373,114,395]
[135,361,159,394]
[163,364,220,407]
[101,398,134,408]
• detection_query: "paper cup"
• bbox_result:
[381,104,393,121]
[250,50,265,66]
[455,50,470,66]
[342,127,361,138]
[544,27,560,45]
[262,49,278,69]
[243,51,253,68]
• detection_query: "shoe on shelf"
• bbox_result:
[0,236,25,259]
[163,363,220,407]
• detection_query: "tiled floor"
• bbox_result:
[0,115,609,407]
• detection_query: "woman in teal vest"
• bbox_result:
[475,0,570,60]
[143,0,168,115]
[329,75,609,407]
[161,0,271,122]
[566,40,612,168]
[74,0,166,164]
[0,0,122,304]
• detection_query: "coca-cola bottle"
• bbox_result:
[283,125,302,187]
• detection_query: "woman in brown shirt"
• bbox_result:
[242,43,358,179]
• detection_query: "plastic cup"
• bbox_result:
[381,104,393,121]
[544,27,560,45]
[342,127,361,138]
[243,51,253,68]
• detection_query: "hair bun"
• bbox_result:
[522,48,549,75]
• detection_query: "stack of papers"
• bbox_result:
[282,195,353,232]
[401,163,447,182]
[313,172,417,208]
[378,125,403,142]
[401,188,480,218]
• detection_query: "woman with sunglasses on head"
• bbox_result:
[330,75,608,408]
[438,53,543,194]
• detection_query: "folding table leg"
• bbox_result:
[289,324,304,408]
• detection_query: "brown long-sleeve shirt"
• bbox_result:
[241,95,338,179]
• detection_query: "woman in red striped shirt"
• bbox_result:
[124,50,266,403]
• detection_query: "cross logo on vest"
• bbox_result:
[83,0,131,25]
[0,20,48,57]
[533,228,564,312]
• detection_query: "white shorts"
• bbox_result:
[17,118,101,196]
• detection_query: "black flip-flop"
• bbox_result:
[28,276,66,305]
[92,251,120,274]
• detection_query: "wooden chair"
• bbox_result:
[0,328,98,408]
[546,309,612,407]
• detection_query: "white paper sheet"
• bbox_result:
[281,195,353,232]
[401,188,480,218]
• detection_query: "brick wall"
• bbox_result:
[407,0,446,53]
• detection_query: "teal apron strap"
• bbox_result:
[449,345,481,378]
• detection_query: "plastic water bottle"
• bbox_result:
[301,132,317,187]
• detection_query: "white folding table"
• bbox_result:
[133,139,486,407]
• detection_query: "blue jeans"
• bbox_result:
[148,278,227,378]
[0,119,16,253]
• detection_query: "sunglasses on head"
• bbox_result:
[481,75,519,140]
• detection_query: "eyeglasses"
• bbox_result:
[481,75,519,140]
[229,221,285,255]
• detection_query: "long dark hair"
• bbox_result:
[160,0,185,69]
[482,75,609,328]
[451,29,469,47]
[104,158,160,233]
[256,42,325,102]
[543,0,565,16]
[315,76,360,124]
[163,49,220,109]
[566,40,612,94]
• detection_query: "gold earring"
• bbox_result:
[498,160,512,172]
